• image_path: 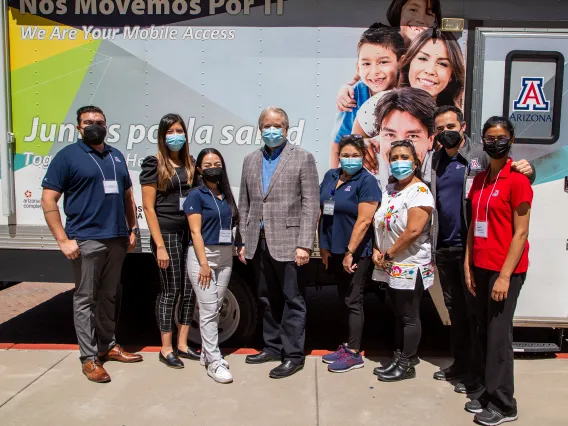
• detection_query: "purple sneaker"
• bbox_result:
[322,344,347,364]
[328,349,364,373]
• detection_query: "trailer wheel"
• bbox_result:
[180,272,257,347]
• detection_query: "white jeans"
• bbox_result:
[187,245,233,364]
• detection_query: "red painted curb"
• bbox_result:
[0,343,15,350]
[10,344,80,350]
[556,353,568,359]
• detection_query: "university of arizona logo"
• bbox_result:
[513,77,550,112]
[470,158,481,170]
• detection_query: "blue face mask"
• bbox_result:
[339,157,363,175]
[165,134,186,152]
[262,127,284,148]
[390,160,415,180]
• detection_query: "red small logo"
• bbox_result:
[24,190,32,199]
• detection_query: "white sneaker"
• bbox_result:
[207,360,233,384]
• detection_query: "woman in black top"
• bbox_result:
[140,113,198,369]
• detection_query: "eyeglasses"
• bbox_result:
[482,137,511,145]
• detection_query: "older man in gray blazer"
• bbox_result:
[237,106,319,379]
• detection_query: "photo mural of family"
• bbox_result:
[330,0,465,190]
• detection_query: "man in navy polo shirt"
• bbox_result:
[430,106,535,394]
[41,106,143,383]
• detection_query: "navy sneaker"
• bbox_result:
[327,348,364,373]
[474,407,518,425]
[322,344,347,365]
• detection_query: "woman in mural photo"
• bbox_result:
[335,0,443,113]
[140,113,198,369]
[372,140,435,382]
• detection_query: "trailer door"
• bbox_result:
[471,28,568,326]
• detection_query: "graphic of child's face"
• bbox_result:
[408,39,452,100]
[399,0,437,45]
[357,44,399,95]
[378,110,433,164]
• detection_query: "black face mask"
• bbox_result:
[435,130,462,149]
[483,139,512,160]
[202,167,223,184]
[82,124,107,146]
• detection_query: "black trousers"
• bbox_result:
[328,254,370,350]
[252,237,307,365]
[473,267,525,414]
[436,247,481,378]
[388,274,424,357]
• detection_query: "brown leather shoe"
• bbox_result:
[99,344,143,363]
[82,360,111,383]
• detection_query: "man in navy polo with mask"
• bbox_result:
[430,106,535,395]
[41,106,143,384]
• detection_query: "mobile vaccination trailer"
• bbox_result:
[0,0,567,350]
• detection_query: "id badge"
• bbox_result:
[179,197,186,211]
[103,180,119,194]
[465,177,475,199]
[323,200,335,216]
[219,229,232,244]
[474,221,488,238]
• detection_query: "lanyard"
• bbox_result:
[208,189,232,231]
[88,152,117,181]
[475,168,503,223]
[173,169,183,199]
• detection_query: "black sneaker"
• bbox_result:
[474,407,518,425]
[455,379,484,394]
[433,363,467,381]
[465,399,485,414]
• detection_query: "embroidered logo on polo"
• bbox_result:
[114,156,122,162]
[492,190,500,197]
[345,186,352,192]
[470,158,481,170]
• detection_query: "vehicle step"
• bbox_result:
[513,342,560,353]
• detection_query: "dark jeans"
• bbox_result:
[473,267,525,415]
[436,247,481,378]
[328,254,370,351]
[72,238,128,362]
[252,237,307,365]
[389,274,424,357]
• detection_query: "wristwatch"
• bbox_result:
[345,246,355,255]
[383,251,393,261]
[130,227,139,236]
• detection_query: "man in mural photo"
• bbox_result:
[359,87,437,189]
[40,106,143,384]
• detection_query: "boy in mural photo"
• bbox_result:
[330,25,405,167]
[335,0,442,113]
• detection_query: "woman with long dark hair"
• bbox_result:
[140,113,198,369]
[184,148,239,384]
[372,140,435,382]
[464,117,532,425]
[398,28,465,108]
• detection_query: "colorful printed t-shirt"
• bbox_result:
[373,182,436,290]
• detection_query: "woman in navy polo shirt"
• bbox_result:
[464,117,533,426]
[184,148,239,384]
[140,113,198,369]
[319,135,381,373]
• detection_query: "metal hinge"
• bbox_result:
[7,132,14,143]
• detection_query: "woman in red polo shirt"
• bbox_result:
[464,116,533,426]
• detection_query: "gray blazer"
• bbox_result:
[237,142,320,262]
